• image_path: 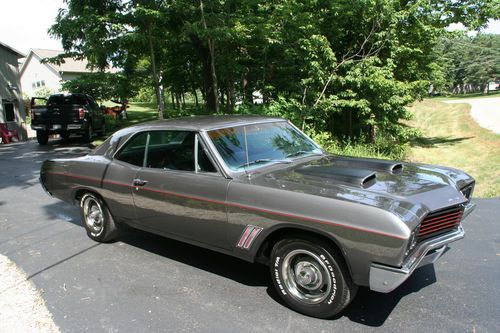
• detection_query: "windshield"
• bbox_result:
[207,121,322,171]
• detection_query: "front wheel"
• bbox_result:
[270,238,357,318]
[79,193,119,242]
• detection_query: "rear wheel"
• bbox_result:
[270,237,357,318]
[79,193,119,242]
[36,130,49,145]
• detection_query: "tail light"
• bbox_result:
[78,108,86,119]
[31,110,35,120]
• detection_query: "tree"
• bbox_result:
[60,72,133,102]
[49,0,169,118]
[49,0,497,148]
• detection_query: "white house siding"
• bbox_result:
[0,46,27,140]
[20,53,62,97]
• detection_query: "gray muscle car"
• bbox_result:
[40,115,476,318]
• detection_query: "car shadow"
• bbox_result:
[340,264,436,326]
[41,201,269,287]
[264,264,436,325]
[42,201,437,324]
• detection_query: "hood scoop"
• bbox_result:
[333,157,404,174]
[296,165,377,188]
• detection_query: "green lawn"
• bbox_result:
[407,99,500,198]
[91,102,158,146]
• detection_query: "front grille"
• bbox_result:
[417,205,464,241]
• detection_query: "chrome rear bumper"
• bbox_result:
[369,201,476,293]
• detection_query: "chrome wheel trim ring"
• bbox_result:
[83,196,104,236]
[281,249,332,304]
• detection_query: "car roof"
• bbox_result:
[118,115,286,133]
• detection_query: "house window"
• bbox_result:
[36,81,41,88]
[32,83,36,89]
[41,80,45,86]
[3,103,15,122]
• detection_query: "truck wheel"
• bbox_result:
[36,130,49,145]
[83,123,93,143]
[270,237,357,318]
[60,131,70,141]
[80,193,119,242]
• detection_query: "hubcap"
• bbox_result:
[281,249,332,304]
[83,197,103,235]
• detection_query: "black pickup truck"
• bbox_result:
[31,93,105,145]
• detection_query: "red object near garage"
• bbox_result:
[0,123,19,144]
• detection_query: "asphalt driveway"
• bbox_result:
[0,140,499,332]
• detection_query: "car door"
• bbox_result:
[101,132,147,224]
[132,130,232,249]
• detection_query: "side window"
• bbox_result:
[146,131,193,170]
[145,131,217,173]
[115,132,148,166]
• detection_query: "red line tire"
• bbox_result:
[270,237,357,318]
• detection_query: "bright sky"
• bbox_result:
[0,0,65,55]
[0,0,499,57]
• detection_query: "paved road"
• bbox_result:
[445,97,500,134]
[1,140,499,332]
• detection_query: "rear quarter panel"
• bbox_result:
[41,155,111,204]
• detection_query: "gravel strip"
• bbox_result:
[445,97,500,134]
[0,254,60,333]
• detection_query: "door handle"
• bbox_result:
[133,178,148,186]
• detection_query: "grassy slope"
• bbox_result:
[407,100,500,198]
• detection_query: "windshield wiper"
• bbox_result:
[237,158,291,169]
[286,150,324,158]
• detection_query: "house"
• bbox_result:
[0,41,27,140]
[20,48,101,97]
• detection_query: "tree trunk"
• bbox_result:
[192,87,199,107]
[346,109,352,138]
[148,26,165,119]
[175,93,181,109]
[199,0,219,113]
[226,84,234,113]
[190,35,218,113]
[171,90,176,109]
[219,82,225,106]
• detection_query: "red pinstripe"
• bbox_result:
[46,171,406,240]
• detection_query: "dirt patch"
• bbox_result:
[0,254,60,333]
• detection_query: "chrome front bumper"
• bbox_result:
[369,202,475,293]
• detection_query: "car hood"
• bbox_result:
[246,155,474,226]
